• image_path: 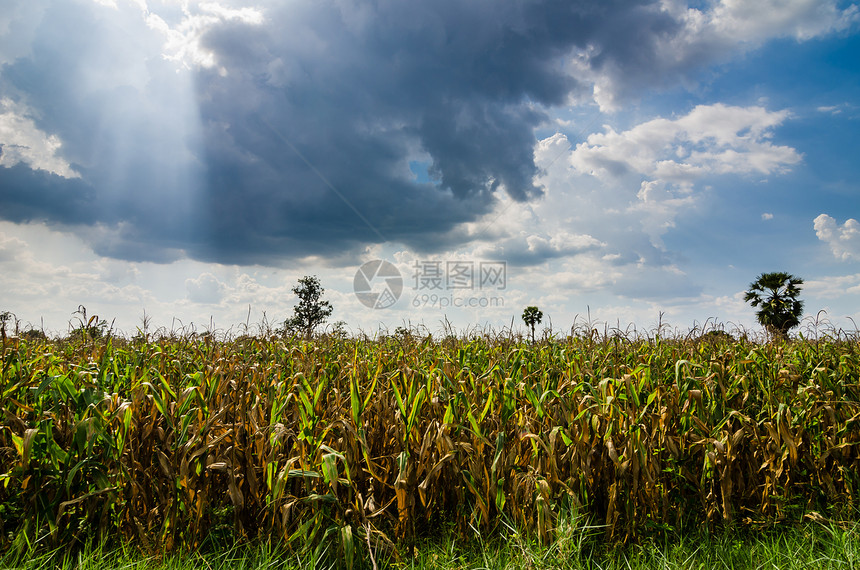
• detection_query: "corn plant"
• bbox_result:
[1,330,859,566]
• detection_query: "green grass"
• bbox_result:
[2,516,858,570]
[407,516,860,570]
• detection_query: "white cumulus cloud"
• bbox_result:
[142,1,265,72]
[568,104,801,183]
[814,214,860,261]
[0,99,80,178]
[0,232,27,263]
[704,0,859,42]
[556,104,802,247]
[186,272,227,304]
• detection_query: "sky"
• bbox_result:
[1,0,859,338]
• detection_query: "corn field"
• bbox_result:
[1,331,859,564]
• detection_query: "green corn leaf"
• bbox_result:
[341,525,354,570]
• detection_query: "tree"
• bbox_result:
[743,272,804,338]
[21,329,48,342]
[284,276,333,338]
[522,306,543,343]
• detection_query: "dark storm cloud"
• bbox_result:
[0,0,687,264]
[0,164,98,226]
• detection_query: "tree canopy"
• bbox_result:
[522,306,543,343]
[284,276,333,338]
[744,272,804,338]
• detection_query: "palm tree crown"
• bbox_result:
[522,306,543,343]
[743,272,804,337]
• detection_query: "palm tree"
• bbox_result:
[743,272,804,338]
[522,306,543,343]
